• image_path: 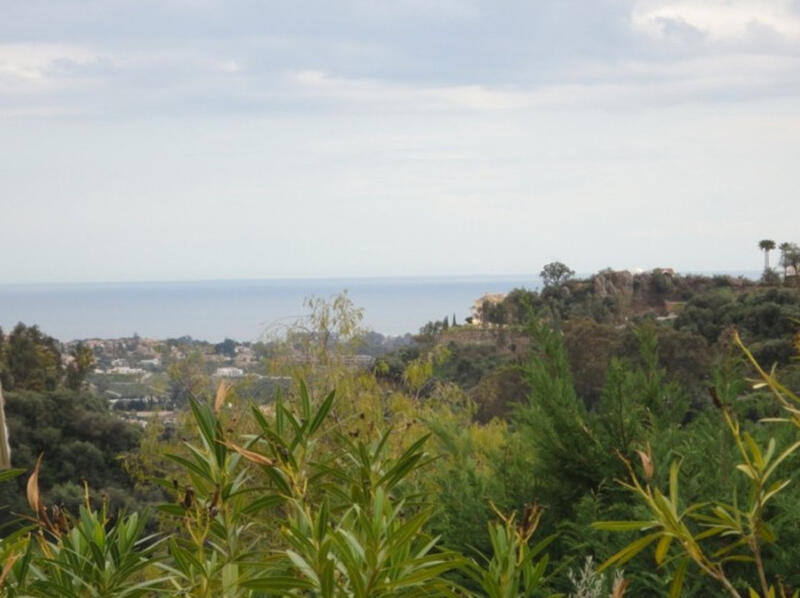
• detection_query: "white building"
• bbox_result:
[109,366,145,375]
[214,367,244,378]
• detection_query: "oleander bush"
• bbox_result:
[0,379,565,597]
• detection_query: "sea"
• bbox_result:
[0,271,761,343]
[0,276,541,342]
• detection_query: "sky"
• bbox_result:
[1,0,799,284]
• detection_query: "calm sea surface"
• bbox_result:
[0,276,541,342]
[0,271,760,342]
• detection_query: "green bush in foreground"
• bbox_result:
[0,381,562,597]
[595,332,800,598]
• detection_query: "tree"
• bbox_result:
[0,388,142,527]
[213,338,237,357]
[778,242,800,284]
[758,239,776,272]
[261,291,367,389]
[301,291,364,365]
[167,350,209,403]
[65,343,94,391]
[540,261,575,288]
[778,242,795,278]
[417,320,444,342]
[479,300,508,327]
[0,323,63,391]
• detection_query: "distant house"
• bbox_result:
[470,292,506,326]
[234,347,256,366]
[109,366,145,375]
[214,366,244,378]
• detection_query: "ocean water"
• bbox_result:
[0,276,540,342]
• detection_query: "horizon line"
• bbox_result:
[0,268,763,288]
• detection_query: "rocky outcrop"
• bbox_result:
[593,270,633,301]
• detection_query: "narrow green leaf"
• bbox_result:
[286,549,321,586]
[736,464,756,480]
[309,389,335,435]
[669,460,680,510]
[597,532,661,571]
[592,521,655,532]
[668,558,689,598]
[743,433,764,470]
[299,379,311,422]
[763,440,800,483]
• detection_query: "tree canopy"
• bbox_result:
[539,261,575,288]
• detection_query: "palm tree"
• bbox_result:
[759,239,776,272]
[779,242,793,278]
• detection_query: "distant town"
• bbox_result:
[66,329,412,427]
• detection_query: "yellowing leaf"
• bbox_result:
[636,443,654,481]
[214,380,230,413]
[221,440,274,467]
[655,534,673,565]
[26,454,43,516]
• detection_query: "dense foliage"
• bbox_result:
[0,389,144,524]
[0,265,799,596]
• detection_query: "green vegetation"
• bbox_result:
[0,324,66,392]
[0,388,144,521]
[0,258,799,596]
[594,333,800,598]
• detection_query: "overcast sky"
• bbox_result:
[1,0,799,283]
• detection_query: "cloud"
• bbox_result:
[0,1,798,120]
[286,51,800,113]
[0,44,102,91]
[632,0,800,41]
